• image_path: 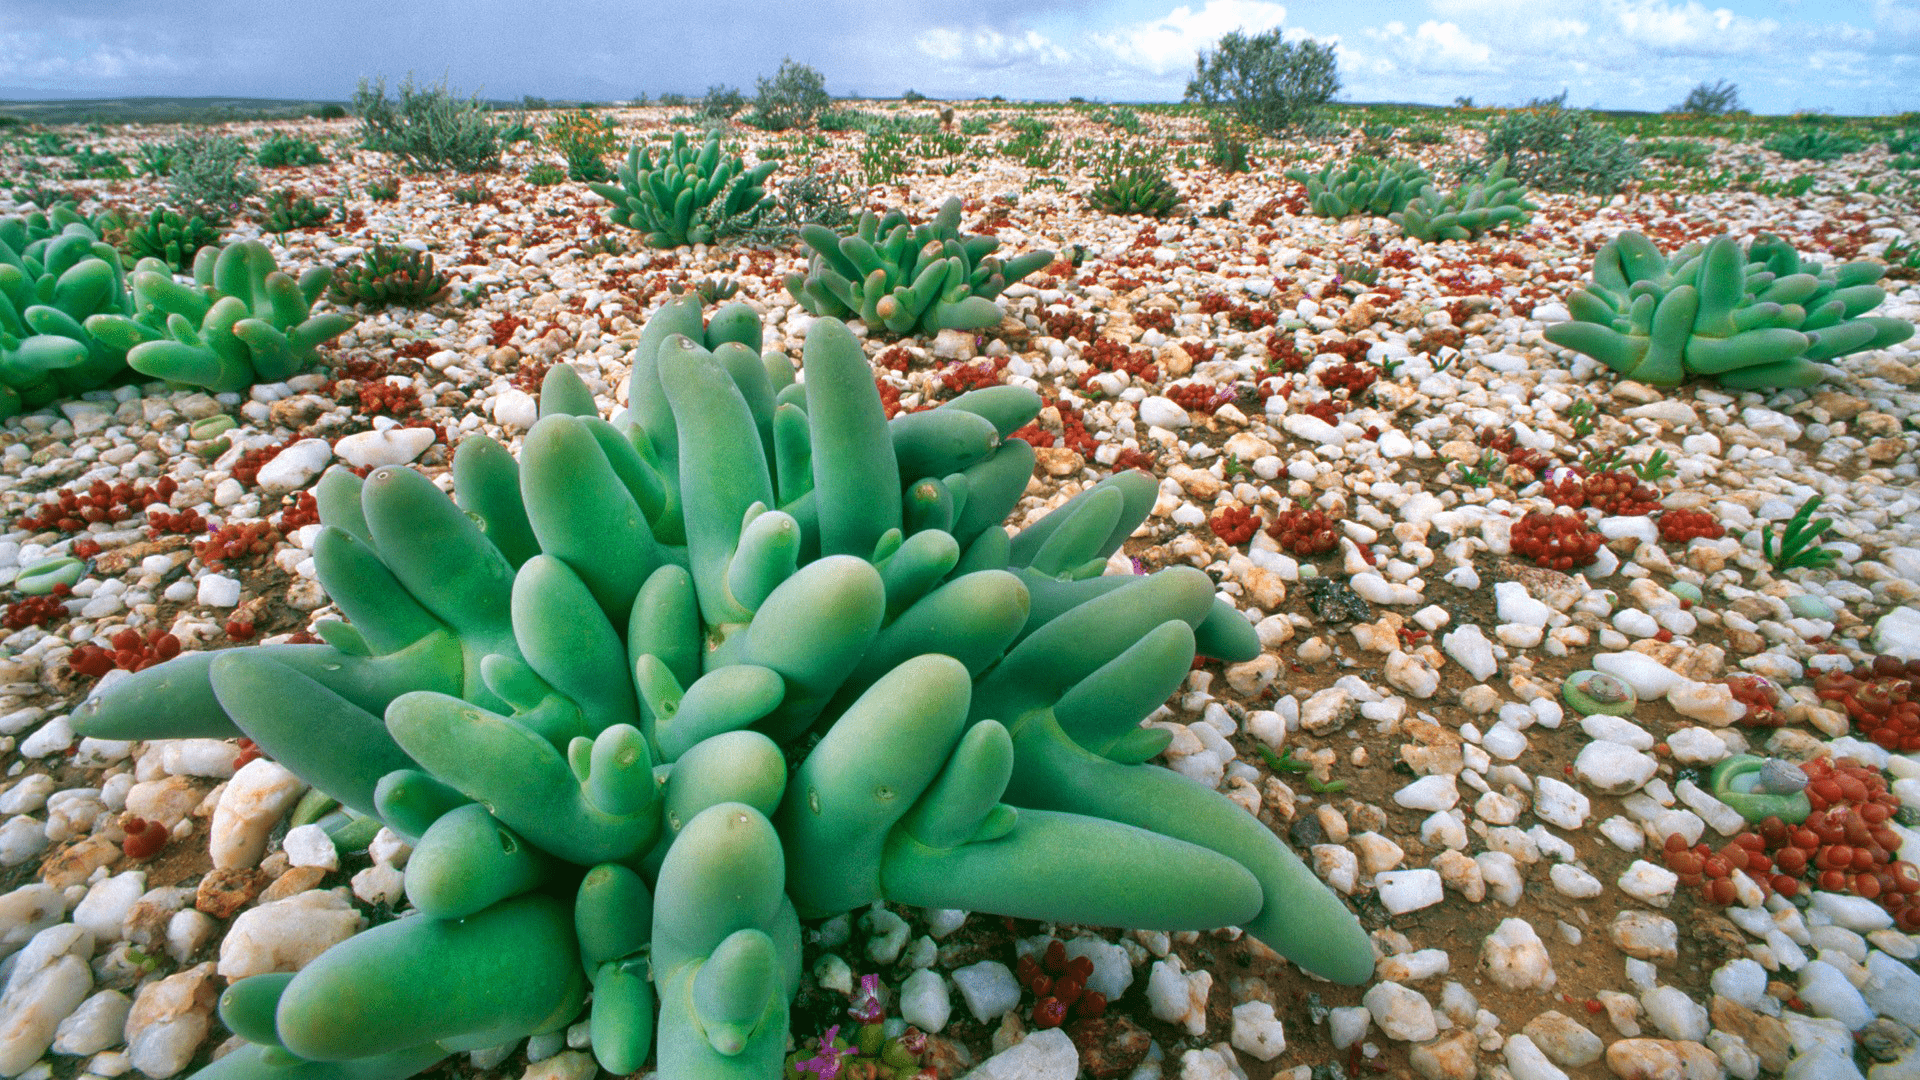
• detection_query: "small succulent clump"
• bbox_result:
[256,133,329,168]
[1392,157,1537,242]
[115,208,222,272]
[587,131,777,248]
[1087,167,1181,217]
[259,190,333,233]
[1286,157,1431,218]
[329,243,451,309]
[1763,129,1864,161]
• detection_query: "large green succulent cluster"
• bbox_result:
[587,132,778,248]
[116,208,223,273]
[0,214,135,419]
[256,133,329,168]
[76,294,1372,1080]
[1762,129,1864,162]
[1087,167,1182,217]
[329,243,451,309]
[785,196,1052,337]
[1286,156,1432,218]
[85,240,356,392]
[1545,231,1915,389]
[1390,157,1537,242]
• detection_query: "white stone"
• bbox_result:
[1532,776,1590,830]
[1617,860,1680,908]
[1394,775,1459,812]
[1363,981,1438,1042]
[195,573,242,608]
[1592,652,1689,698]
[899,968,951,1034]
[1798,960,1873,1030]
[1504,1034,1569,1080]
[1712,958,1770,1010]
[1668,681,1747,727]
[1482,919,1555,990]
[0,924,95,1075]
[333,427,435,469]
[1139,396,1192,430]
[1872,606,1920,660]
[350,864,405,906]
[1666,727,1731,764]
[51,988,130,1056]
[1384,650,1440,697]
[1147,957,1212,1036]
[1610,911,1678,961]
[0,884,66,959]
[1580,713,1655,749]
[1863,950,1920,1029]
[1573,741,1658,794]
[281,824,338,870]
[165,909,215,965]
[1377,949,1451,982]
[1477,851,1525,905]
[209,759,308,870]
[952,961,1022,1022]
[1443,622,1505,672]
[1064,936,1134,1003]
[1177,1047,1235,1080]
[1549,863,1603,899]
[1482,723,1528,760]
[158,740,240,778]
[73,871,145,944]
[218,889,366,980]
[1329,1005,1372,1048]
[1231,1001,1287,1061]
[1640,985,1708,1041]
[1810,891,1895,932]
[1377,869,1445,914]
[254,438,332,492]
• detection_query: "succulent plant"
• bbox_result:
[83,240,356,391]
[330,243,451,309]
[1545,231,1915,389]
[1762,129,1864,162]
[75,293,1373,1080]
[0,215,136,419]
[256,133,329,168]
[785,196,1052,337]
[1087,166,1182,217]
[587,132,777,248]
[259,190,333,233]
[116,207,223,272]
[1286,156,1432,218]
[1391,156,1537,242]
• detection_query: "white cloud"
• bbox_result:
[913,25,1072,69]
[1088,0,1290,74]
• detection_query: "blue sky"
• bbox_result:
[1,0,1914,115]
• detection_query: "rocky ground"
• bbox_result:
[3,104,1920,1080]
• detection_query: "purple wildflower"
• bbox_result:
[795,1026,854,1080]
[849,973,885,1023]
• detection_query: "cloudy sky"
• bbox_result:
[1,0,1914,115]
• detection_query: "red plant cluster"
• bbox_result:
[1111,446,1157,473]
[512,358,552,396]
[1300,400,1350,426]
[1183,342,1218,367]
[120,816,168,859]
[1656,509,1723,543]
[70,627,182,677]
[1543,470,1660,516]
[1318,362,1378,398]
[1511,510,1604,569]
[1079,339,1158,388]
[1166,382,1232,416]
[392,340,438,362]
[14,476,179,534]
[1381,248,1418,271]
[1507,448,1551,477]
[1209,506,1262,545]
[3,588,69,630]
[1267,507,1339,556]
[358,380,422,417]
[1726,674,1784,727]
[226,620,257,641]
[194,523,279,569]
[875,347,914,373]
[1196,294,1274,330]
[1265,336,1307,373]
[1667,762,1919,925]
[490,315,525,348]
[1815,656,1920,751]
[1011,396,1096,458]
[328,355,389,385]
[276,491,320,532]
[1044,310,1099,343]
[148,507,209,537]
[875,378,904,420]
[938,359,1007,396]
[1135,308,1174,334]
[1015,941,1107,1031]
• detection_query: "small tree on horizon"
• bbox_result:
[1672,78,1742,115]
[751,58,831,131]
[1184,28,1340,134]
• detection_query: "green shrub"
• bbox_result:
[1481,94,1640,195]
[1763,129,1864,161]
[1641,138,1710,168]
[1205,116,1253,173]
[256,133,328,167]
[1671,79,1741,115]
[166,134,258,219]
[1402,125,1449,145]
[700,85,745,120]
[588,132,777,248]
[1887,129,1920,155]
[314,103,348,120]
[365,177,400,201]
[544,110,621,182]
[259,190,332,233]
[657,92,691,108]
[526,162,566,186]
[749,57,830,131]
[134,142,174,177]
[961,116,990,136]
[353,74,503,173]
[1184,28,1340,134]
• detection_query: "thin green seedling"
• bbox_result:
[1567,399,1597,440]
[1633,449,1675,484]
[1255,744,1347,793]
[1456,449,1502,487]
[1761,494,1840,574]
